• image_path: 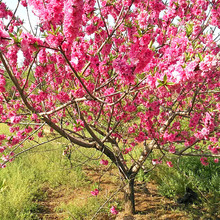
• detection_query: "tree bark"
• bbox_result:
[124,178,135,214]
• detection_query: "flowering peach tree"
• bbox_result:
[0,0,219,215]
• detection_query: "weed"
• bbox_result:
[0,138,89,219]
[57,196,107,220]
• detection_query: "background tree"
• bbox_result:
[0,0,219,215]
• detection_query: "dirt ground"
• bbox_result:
[37,166,219,220]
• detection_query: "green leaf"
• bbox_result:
[164,85,170,91]
[55,27,61,35]
[167,82,175,85]
[47,31,54,35]
[50,24,55,34]
[157,79,163,84]
[148,40,154,49]
[33,42,39,48]
[198,53,203,61]
[9,32,13,37]
[9,32,15,39]
[163,74,167,83]
[157,83,163,88]
[186,23,193,37]
[137,29,142,37]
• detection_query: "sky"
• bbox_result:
[3,0,220,42]
[3,0,38,32]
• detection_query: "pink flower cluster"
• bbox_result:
[152,159,162,165]
[110,206,118,215]
[199,55,218,73]
[100,159,108,165]
[123,147,132,154]
[113,58,135,84]
[0,74,6,93]
[208,145,220,155]
[130,37,153,74]
[28,0,64,30]
[73,119,84,132]
[63,0,84,42]
[90,188,99,196]
[166,161,173,168]
[0,2,12,19]
[200,157,209,166]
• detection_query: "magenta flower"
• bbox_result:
[100,159,108,165]
[169,145,176,154]
[194,145,200,150]
[200,157,209,166]
[0,147,5,153]
[90,188,99,196]
[214,158,219,163]
[0,164,6,168]
[152,159,159,165]
[110,206,118,215]
[166,161,173,167]
[123,147,132,155]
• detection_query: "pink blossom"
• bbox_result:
[63,0,83,42]
[209,146,220,155]
[0,134,6,141]
[56,91,70,103]
[110,206,118,215]
[31,114,38,121]
[1,155,9,162]
[100,159,108,165]
[214,158,219,163]
[152,159,162,165]
[200,127,210,137]
[135,131,146,143]
[113,58,135,84]
[38,131,43,138]
[130,142,136,147]
[91,188,99,196]
[199,55,217,72]
[0,164,6,168]
[209,137,218,144]
[200,157,209,166]
[10,116,21,124]
[169,145,176,154]
[166,161,173,167]
[194,145,200,150]
[21,0,27,7]
[0,147,5,153]
[123,147,132,154]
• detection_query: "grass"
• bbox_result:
[56,196,108,220]
[0,138,91,220]
[152,156,220,198]
[148,155,220,218]
[0,122,219,219]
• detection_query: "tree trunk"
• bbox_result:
[124,178,135,214]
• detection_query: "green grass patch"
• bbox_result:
[0,141,90,220]
[56,196,107,220]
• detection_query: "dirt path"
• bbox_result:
[117,182,188,220]
[37,185,74,219]
[37,167,215,220]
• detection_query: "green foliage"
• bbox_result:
[153,156,220,200]
[153,164,188,198]
[0,142,89,220]
[57,197,107,220]
[157,74,175,90]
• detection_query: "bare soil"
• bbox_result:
[37,166,219,220]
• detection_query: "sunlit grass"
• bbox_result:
[0,127,92,220]
[0,123,219,219]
